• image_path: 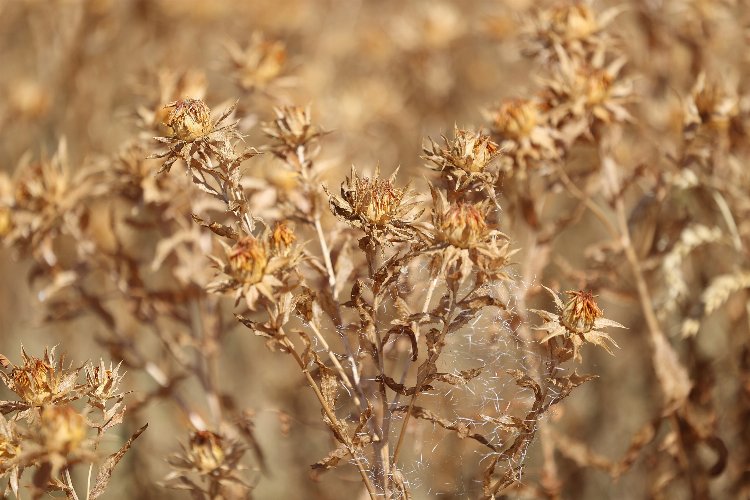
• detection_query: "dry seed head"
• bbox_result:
[270,220,296,256]
[561,290,603,334]
[348,175,404,227]
[37,405,86,455]
[2,348,79,406]
[263,105,322,150]
[187,430,226,474]
[228,236,268,284]
[549,3,599,41]
[439,202,489,248]
[227,34,287,91]
[0,420,21,467]
[164,98,212,141]
[490,99,539,140]
[444,128,499,174]
[583,68,614,105]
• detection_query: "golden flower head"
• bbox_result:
[187,430,226,474]
[226,33,287,92]
[163,98,212,141]
[269,220,296,256]
[549,3,600,41]
[37,405,86,455]
[489,98,540,140]
[228,236,268,285]
[561,289,603,334]
[1,347,81,406]
[439,202,489,249]
[530,287,625,363]
[429,127,500,175]
[327,166,420,242]
[263,105,324,152]
[0,418,21,467]
[84,360,124,408]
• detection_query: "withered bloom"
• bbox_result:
[226,33,288,92]
[270,220,296,256]
[428,187,515,278]
[327,166,421,244]
[263,105,326,156]
[163,98,213,141]
[209,228,302,310]
[35,405,87,456]
[485,98,560,176]
[531,287,625,362]
[228,236,268,285]
[0,347,82,407]
[423,127,500,191]
[165,430,249,497]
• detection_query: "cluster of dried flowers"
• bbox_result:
[0,348,145,498]
[2,0,749,498]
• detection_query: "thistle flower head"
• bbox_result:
[561,290,603,334]
[530,287,626,363]
[187,430,227,474]
[439,202,489,249]
[327,166,421,243]
[489,98,540,140]
[270,220,296,257]
[227,236,268,285]
[0,347,81,406]
[36,405,86,456]
[163,98,212,141]
[548,3,600,41]
[263,105,324,152]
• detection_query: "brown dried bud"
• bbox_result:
[163,98,212,141]
[439,203,488,248]
[583,68,614,105]
[270,221,296,256]
[0,420,21,467]
[187,430,226,474]
[1,348,79,406]
[561,290,603,334]
[490,99,539,140]
[37,405,86,455]
[228,236,268,284]
[445,129,499,174]
[549,3,599,41]
[263,105,323,150]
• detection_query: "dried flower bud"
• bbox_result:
[1,348,80,406]
[270,221,296,256]
[37,405,86,455]
[226,34,287,92]
[439,202,489,248]
[327,166,420,242]
[263,105,323,151]
[187,430,226,474]
[84,360,124,407]
[0,419,21,468]
[444,128,499,174]
[549,3,599,41]
[228,236,268,284]
[583,68,614,106]
[163,98,212,141]
[490,99,539,140]
[561,290,603,334]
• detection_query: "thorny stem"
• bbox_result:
[371,281,391,495]
[309,320,361,406]
[63,468,80,500]
[280,335,378,500]
[391,275,439,409]
[392,280,458,466]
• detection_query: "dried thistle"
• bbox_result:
[163,98,213,141]
[326,166,422,244]
[423,127,500,192]
[165,430,250,498]
[531,287,625,362]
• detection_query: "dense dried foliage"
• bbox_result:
[1,0,749,499]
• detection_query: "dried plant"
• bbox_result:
[1,1,749,499]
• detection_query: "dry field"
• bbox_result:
[0,1,749,499]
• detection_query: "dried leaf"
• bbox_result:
[90,423,148,499]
